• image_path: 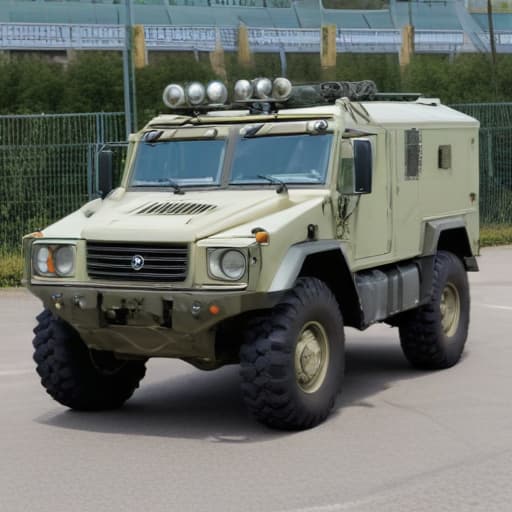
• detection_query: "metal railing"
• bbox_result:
[0,22,508,53]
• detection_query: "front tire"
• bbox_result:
[33,309,146,410]
[398,251,470,369]
[239,277,344,430]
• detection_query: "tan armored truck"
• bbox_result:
[23,79,479,430]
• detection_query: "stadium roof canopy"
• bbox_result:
[1,0,507,31]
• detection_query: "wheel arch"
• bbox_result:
[422,218,479,271]
[268,241,364,328]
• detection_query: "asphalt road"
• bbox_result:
[1,246,512,512]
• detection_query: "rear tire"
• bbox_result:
[398,251,470,369]
[239,277,344,430]
[33,309,146,410]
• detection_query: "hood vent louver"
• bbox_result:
[132,201,217,216]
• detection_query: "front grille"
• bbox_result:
[87,242,188,282]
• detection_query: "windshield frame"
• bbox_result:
[227,132,334,189]
[126,122,336,192]
[127,135,229,191]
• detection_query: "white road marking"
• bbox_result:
[0,368,34,377]
[481,304,512,311]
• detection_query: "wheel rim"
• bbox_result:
[440,282,460,337]
[294,321,330,393]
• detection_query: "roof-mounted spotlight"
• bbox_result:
[234,79,253,102]
[163,84,186,109]
[253,78,273,99]
[206,81,228,105]
[186,82,206,106]
[272,77,292,101]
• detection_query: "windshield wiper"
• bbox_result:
[157,178,185,195]
[257,174,288,194]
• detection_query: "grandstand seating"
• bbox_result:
[2,0,508,32]
[0,0,510,53]
[472,13,512,30]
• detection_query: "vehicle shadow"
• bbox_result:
[35,332,435,443]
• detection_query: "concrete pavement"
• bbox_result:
[1,246,511,512]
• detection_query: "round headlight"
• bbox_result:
[206,81,228,104]
[186,82,206,106]
[272,77,292,101]
[234,79,253,101]
[221,250,246,280]
[54,246,75,276]
[253,78,273,99]
[163,84,186,108]
[34,246,50,275]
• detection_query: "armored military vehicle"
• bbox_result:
[24,79,479,430]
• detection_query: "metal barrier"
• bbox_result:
[0,22,506,53]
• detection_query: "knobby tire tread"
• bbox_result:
[33,309,146,410]
[239,277,344,430]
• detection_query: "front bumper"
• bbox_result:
[30,284,282,359]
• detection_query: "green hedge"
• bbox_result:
[0,52,510,124]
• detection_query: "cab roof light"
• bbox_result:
[163,84,186,109]
[161,79,421,113]
[206,81,228,105]
[186,82,206,106]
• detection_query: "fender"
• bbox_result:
[269,240,349,292]
[269,241,365,328]
[422,217,478,271]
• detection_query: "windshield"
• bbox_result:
[131,139,226,187]
[230,134,333,185]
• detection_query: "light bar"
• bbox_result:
[162,77,293,109]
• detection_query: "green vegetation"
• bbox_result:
[0,252,23,288]
[480,224,512,247]
[0,52,510,121]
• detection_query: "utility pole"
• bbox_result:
[123,0,137,139]
[487,0,497,66]
[487,0,498,97]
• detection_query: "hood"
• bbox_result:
[80,189,301,243]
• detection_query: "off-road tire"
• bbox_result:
[399,251,470,370]
[33,309,146,410]
[239,277,344,430]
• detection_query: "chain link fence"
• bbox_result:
[452,103,512,224]
[0,113,125,254]
[0,105,510,254]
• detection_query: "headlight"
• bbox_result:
[54,246,75,276]
[33,246,51,275]
[208,249,247,281]
[32,244,76,277]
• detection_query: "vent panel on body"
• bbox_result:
[132,201,217,216]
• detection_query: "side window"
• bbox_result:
[438,145,452,169]
[405,128,422,179]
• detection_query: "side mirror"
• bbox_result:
[98,150,113,199]
[353,139,372,194]
[338,139,373,195]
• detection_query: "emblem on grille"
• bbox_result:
[131,254,145,271]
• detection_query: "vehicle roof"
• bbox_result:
[282,100,479,128]
[146,99,479,131]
